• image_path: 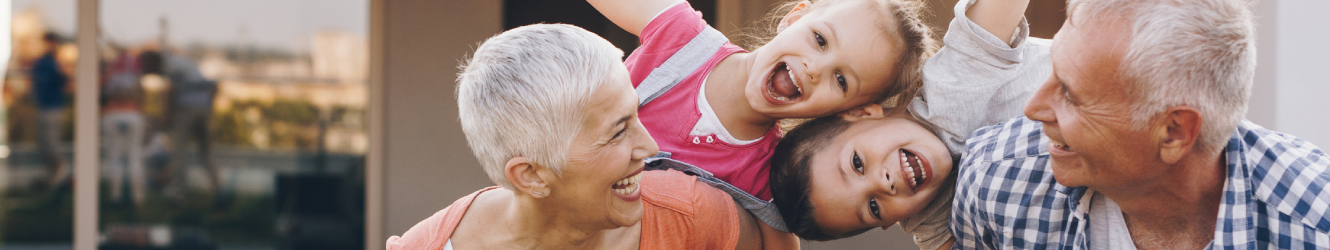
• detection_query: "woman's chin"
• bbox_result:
[608,202,644,227]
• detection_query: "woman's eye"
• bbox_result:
[852,151,864,174]
[611,127,626,140]
[814,31,827,48]
[836,73,847,91]
[869,197,881,220]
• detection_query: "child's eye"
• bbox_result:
[869,197,882,220]
[814,31,827,48]
[852,151,864,174]
[836,72,847,92]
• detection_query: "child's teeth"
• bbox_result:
[789,74,800,94]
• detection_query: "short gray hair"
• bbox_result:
[1068,0,1255,153]
[456,24,626,189]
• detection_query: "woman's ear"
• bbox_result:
[777,1,812,33]
[838,104,886,122]
[505,156,551,198]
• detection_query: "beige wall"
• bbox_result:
[378,0,502,245]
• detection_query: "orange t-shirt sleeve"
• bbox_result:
[640,170,740,250]
[386,187,499,250]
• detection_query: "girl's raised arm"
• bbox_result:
[966,0,1031,45]
[587,0,683,36]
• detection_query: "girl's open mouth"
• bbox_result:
[764,62,803,104]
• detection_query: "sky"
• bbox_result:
[13,0,367,52]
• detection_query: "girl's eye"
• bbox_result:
[869,197,882,220]
[852,151,864,174]
[836,73,847,92]
[814,31,827,48]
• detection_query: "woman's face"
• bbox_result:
[548,67,660,229]
[806,116,953,236]
[745,0,905,118]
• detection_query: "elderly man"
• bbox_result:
[951,0,1330,249]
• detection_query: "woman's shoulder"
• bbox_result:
[640,170,742,249]
[641,170,706,209]
[386,187,501,250]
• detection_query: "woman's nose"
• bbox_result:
[629,119,659,161]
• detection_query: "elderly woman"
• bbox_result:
[386,24,795,249]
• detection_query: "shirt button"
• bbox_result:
[706,136,714,143]
[692,137,700,144]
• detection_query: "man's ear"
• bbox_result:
[1158,106,1202,164]
[777,1,812,33]
[505,156,551,198]
[838,104,886,122]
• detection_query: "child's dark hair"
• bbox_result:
[769,115,870,241]
[739,0,939,113]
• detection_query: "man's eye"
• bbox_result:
[869,197,881,220]
[836,73,847,91]
[814,31,826,48]
[852,151,864,174]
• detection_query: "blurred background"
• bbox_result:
[6,0,366,249]
[0,0,1325,249]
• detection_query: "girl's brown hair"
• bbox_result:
[740,0,939,116]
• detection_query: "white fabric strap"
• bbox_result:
[636,26,728,106]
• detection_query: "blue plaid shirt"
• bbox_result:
[951,117,1330,249]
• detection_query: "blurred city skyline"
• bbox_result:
[14,0,366,52]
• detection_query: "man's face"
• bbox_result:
[1022,17,1164,188]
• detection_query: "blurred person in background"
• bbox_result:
[31,32,71,189]
[101,45,147,207]
[138,49,223,202]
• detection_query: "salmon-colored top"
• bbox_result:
[385,170,740,250]
[640,169,740,249]
[385,186,498,250]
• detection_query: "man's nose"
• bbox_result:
[1024,76,1058,123]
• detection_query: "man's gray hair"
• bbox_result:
[1069,0,1255,153]
[456,24,625,189]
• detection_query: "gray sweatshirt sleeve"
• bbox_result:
[908,0,1053,159]
[899,1,1053,249]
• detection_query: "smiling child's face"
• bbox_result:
[806,116,952,235]
[744,0,904,118]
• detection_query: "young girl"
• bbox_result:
[589,0,936,200]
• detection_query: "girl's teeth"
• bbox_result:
[788,74,800,94]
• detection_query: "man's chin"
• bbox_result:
[1048,160,1090,187]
